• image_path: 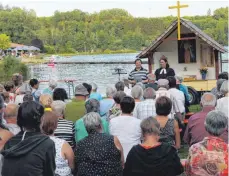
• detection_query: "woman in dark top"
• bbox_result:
[1,101,56,176]
[155,56,175,80]
[75,112,123,176]
[123,117,183,176]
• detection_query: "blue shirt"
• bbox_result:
[42,87,53,95]
[89,92,102,101]
[179,84,190,101]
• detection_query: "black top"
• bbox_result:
[76,132,122,176]
[123,143,183,176]
[1,131,56,176]
[145,83,158,91]
[155,68,175,80]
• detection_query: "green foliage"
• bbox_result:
[0,5,228,54]
[0,34,11,50]
[0,56,28,82]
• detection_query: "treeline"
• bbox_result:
[0,4,228,54]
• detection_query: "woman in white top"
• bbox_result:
[216,80,228,117]
[131,85,143,115]
[109,96,141,161]
[41,111,75,176]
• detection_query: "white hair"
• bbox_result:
[131,85,143,99]
[49,79,57,89]
[83,112,102,133]
[91,82,98,91]
[220,80,228,95]
[201,93,216,107]
[51,100,66,117]
[106,87,116,98]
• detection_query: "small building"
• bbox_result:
[137,18,227,80]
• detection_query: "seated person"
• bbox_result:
[185,110,228,176]
[89,83,102,101]
[124,117,184,176]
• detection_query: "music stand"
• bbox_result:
[112,68,127,81]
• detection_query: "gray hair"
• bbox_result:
[51,100,66,117]
[115,81,125,91]
[141,117,160,136]
[205,110,228,136]
[113,91,126,104]
[217,79,226,91]
[175,76,183,83]
[85,99,100,113]
[201,93,216,107]
[220,80,228,95]
[49,79,57,89]
[83,112,102,133]
[0,95,4,109]
[131,85,143,99]
[106,87,116,98]
[143,88,156,99]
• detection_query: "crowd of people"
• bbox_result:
[0,58,228,176]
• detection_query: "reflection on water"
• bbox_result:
[29,63,147,97]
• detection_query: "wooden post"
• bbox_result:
[214,50,219,79]
[148,52,154,73]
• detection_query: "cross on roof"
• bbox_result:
[169,1,189,40]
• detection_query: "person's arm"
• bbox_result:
[142,79,148,84]
[174,120,181,149]
[44,142,56,176]
[183,122,191,146]
[63,142,75,171]
[114,136,124,168]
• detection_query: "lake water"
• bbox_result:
[29,52,228,98]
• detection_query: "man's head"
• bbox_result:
[157,79,169,89]
[53,88,68,101]
[4,104,19,123]
[218,72,228,80]
[113,91,126,104]
[29,79,39,89]
[131,85,143,100]
[217,79,226,91]
[143,88,156,100]
[120,96,135,114]
[51,100,66,118]
[135,59,142,70]
[200,93,216,107]
[49,79,57,90]
[75,84,89,99]
[156,96,172,116]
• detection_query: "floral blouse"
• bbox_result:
[185,136,228,176]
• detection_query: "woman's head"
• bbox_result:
[115,81,125,91]
[41,111,58,135]
[17,101,44,131]
[205,110,228,137]
[141,117,160,138]
[1,92,10,104]
[218,72,228,80]
[53,88,68,101]
[83,112,102,134]
[51,100,66,117]
[160,56,169,69]
[106,87,116,98]
[156,96,172,116]
[120,96,135,114]
[131,85,143,100]
[82,83,92,95]
[48,79,57,90]
[4,81,15,92]
[113,91,126,104]
[217,79,226,91]
[29,79,39,89]
[167,76,177,89]
[220,80,228,96]
[39,94,53,108]
[85,99,100,113]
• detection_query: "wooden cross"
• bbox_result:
[169,1,189,40]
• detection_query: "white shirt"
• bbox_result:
[109,115,141,161]
[168,88,185,113]
[216,97,228,117]
[124,87,132,96]
[5,123,21,135]
[133,99,156,120]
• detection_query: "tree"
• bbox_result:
[0,34,11,50]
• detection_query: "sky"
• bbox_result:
[0,0,228,17]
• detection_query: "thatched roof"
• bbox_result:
[137,18,227,58]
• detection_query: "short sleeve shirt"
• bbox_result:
[128,67,149,83]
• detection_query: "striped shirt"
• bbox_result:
[54,118,75,149]
[128,67,149,83]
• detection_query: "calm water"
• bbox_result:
[29,52,228,98]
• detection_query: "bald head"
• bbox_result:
[4,103,19,119]
[201,93,216,107]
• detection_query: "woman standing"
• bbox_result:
[155,56,175,80]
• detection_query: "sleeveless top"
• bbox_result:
[50,136,73,176]
[76,132,122,176]
[159,119,175,146]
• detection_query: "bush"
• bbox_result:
[44,45,55,54]
[0,56,28,82]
